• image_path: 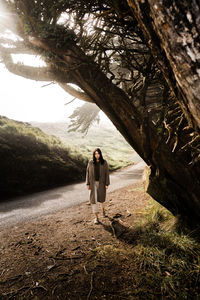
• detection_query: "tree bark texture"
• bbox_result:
[128,0,200,133]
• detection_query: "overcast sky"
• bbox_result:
[0,61,110,124]
[0,61,85,123]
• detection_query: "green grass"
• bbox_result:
[129,210,200,298]
[88,199,200,299]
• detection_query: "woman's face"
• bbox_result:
[95,151,100,160]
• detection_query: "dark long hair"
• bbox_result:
[93,148,105,164]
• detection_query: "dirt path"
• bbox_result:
[0,161,146,228]
[0,180,150,299]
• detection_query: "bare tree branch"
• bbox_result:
[59,83,94,103]
[0,48,53,81]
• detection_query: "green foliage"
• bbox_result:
[0,116,87,199]
[17,0,77,47]
[68,102,100,134]
[37,23,76,46]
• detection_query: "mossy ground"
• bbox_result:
[0,182,199,299]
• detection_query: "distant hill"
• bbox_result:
[30,120,136,170]
[0,116,87,199]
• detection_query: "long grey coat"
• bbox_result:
[86,160,110,204]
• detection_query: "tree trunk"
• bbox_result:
[128,0,200,133]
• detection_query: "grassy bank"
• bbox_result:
[90,200,200,299]
[0,116,87,199]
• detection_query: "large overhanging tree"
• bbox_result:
[0,0,200,227]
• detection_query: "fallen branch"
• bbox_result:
[2,285,30,297]
[0,274,23,284]
[109,220,116,238]
[31,285,48,292]
[83,265,88,275]
[0,269,5,277]
[52,285,57,295]
[49,255,84,260]
[87,272,94,300]
[3,284,48,298]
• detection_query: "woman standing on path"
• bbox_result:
[86,148,110,224]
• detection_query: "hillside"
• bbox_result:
[30,120,137,170]
[0,116,87,199]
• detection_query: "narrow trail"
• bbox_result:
[0,161,146,228]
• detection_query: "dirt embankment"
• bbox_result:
[0,182,149,299]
